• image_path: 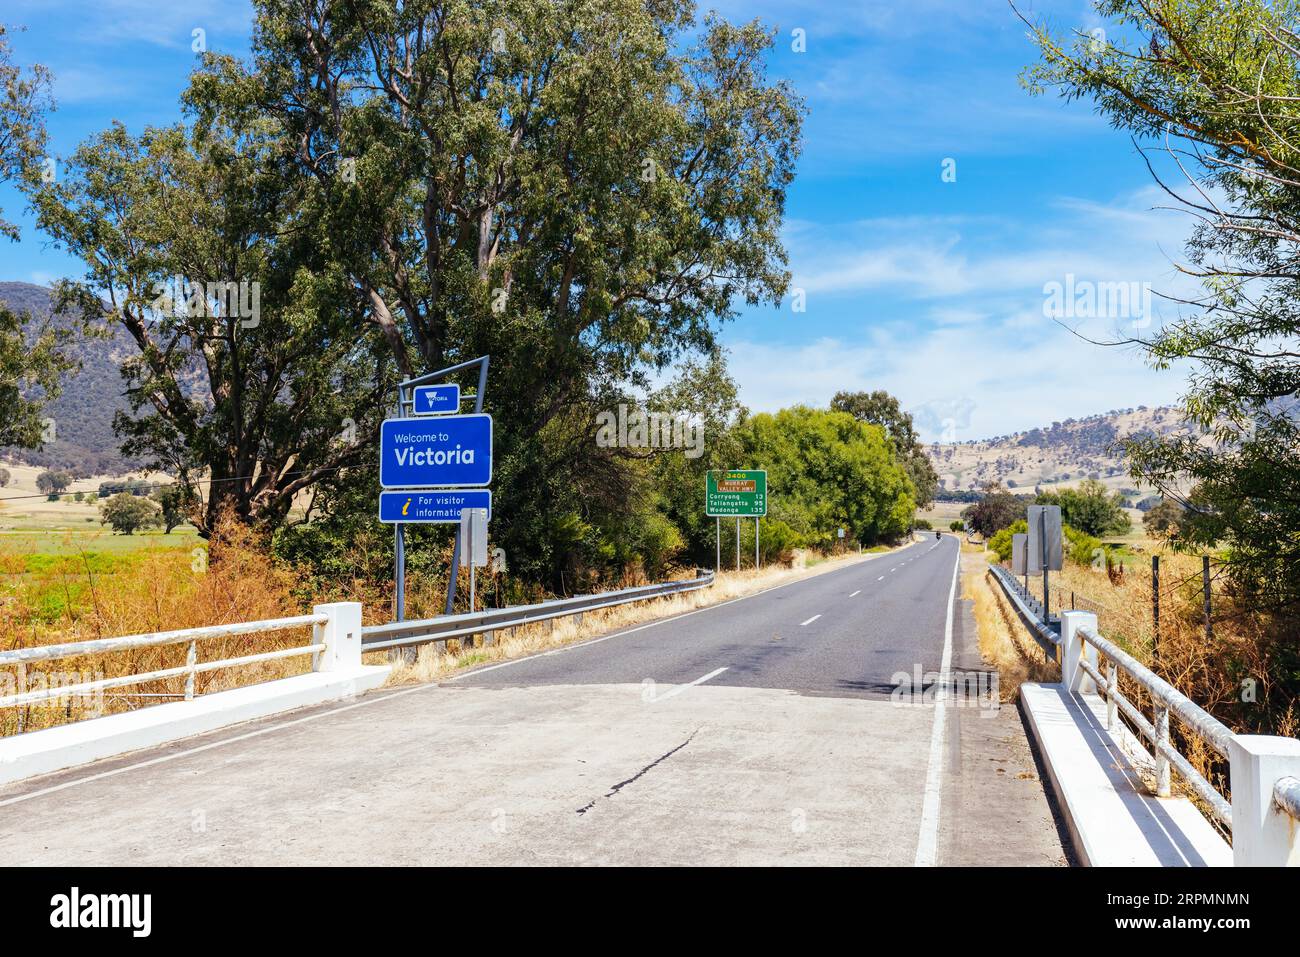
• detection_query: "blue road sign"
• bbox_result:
[380,414,492,488]
[379,489,492,524]
[411,383,460,415]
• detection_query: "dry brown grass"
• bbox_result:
[0,520,312,735]
[962,551,1057,702]
[982,543,1299,816]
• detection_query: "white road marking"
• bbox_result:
[849,590,861,597]
[800,614,821,626]
[914,540,962,867]
[654,666,729,702]
[877,575,885,581]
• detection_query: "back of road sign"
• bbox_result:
[458,508,489,568]
[1026,505,1063,573]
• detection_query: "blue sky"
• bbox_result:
[0,0,1196,441]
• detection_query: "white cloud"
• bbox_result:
[728,188,1201,440]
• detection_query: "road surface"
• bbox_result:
[0,536,1068,865]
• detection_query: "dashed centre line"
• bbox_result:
[849,589,861,597]
[800,615,821,626]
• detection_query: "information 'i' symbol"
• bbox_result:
[402,497,412,516]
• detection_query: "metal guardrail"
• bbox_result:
[361,570,715,652]
[988,564,1059,655]
[988,561,1237,828]
[0,615,328,709]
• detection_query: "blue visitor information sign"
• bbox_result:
[411,384,460,415]
[380,414,493,489]
[378,489,492,524]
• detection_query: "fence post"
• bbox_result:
[313,602,363,672]
[1202,556,1213,643]
[1228,735,1300,866]
[1151,555,1160,662]
[1060,611,1099,695]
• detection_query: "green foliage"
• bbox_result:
[914,519,933,530]
[734,407,915,549]
[152,483,197,534]
[949,520,964,532]
[35,469,71,497]
[989,518,1104,568]
[0,29,77,450]
[1035,479,1131,537]
[98,478,152,498]
[99,492,161,535]
[988,520,1026,563]
[830,389,939,507]
[0,24,52,241]
[962,483,1029,538]
[1064,525,1104,567]
[1143,498,1185,538]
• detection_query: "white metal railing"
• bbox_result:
[1073,622,1232,826]
[0,614,328,710]
[989,561,1300,866]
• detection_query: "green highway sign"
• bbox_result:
[705,470,767,517]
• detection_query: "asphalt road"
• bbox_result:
[460,536,975,698]
[0,537,1068,866]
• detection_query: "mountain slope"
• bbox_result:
[926,407,1188,493]
[0,281,139,475]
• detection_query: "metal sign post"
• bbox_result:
[706,470,767,575]
[388,356,490,622]
[1027,505,1063,621]
[458,507,489,614]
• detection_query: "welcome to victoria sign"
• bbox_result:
[378,413,493,523]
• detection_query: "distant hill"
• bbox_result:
[926,406,1189,494]
[0,281,140,475]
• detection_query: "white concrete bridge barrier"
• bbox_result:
[991,562,1300,866]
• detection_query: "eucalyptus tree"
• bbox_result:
[0,22,79,450]
[187,0,803,582]
[1022,0,1300,610]
[32,120,393,534]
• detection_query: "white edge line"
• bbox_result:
[914,540,961,867]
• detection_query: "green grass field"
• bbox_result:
[0,527,200,556]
